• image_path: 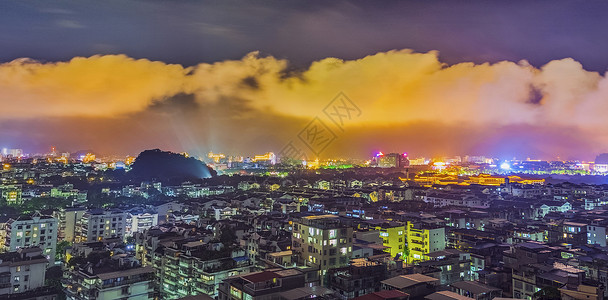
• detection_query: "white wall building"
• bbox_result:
[77,209,126,243]
[4,215,57,264]
[126,212,158,236]
[0,247,48,295]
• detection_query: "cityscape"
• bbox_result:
[3,2,608,300]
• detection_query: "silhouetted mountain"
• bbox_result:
[129,149,215,181]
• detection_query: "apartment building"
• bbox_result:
[76,209,126,243]
[63,259,155,300]
[292,214,354,285]
[3,214,58,264]
[0,247,48,296]
[155,240,253,299]
[406,221,446,263]
[53,207,86,243]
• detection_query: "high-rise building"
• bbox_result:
[292,214,353,285]
[375,153,410,168]
[76,209,126,243]
[3,214,58,264]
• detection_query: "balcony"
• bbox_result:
[410,240,425,246]
[101,277,153,289]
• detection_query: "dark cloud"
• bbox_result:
[527,85,544,105]
[149,93,200,115]
[240,76,260,90]
[2,1,608,71]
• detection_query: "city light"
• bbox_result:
[2,3,608,300]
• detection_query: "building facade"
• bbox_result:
[292,215,354,285]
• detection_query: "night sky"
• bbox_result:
[1,1,608,160]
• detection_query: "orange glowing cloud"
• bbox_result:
[1,50,608,141]
[0,55,192,117]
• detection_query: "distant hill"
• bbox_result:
[129,149,215,181]
[596,153,608,164]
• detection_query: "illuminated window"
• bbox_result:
[329,239,337,246]
[230,286,242,300]
[329,230,336,239]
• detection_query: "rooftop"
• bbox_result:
[354,290,409,300]
[450,281,501,294]
[381,274,439,289]
[425,291,474,300]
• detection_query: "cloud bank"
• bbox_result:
[1,50,607,159]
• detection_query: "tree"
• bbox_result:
[45,266,66,300]
[56,240,71,262]
[219,226,237,245]
[534,286,561,300]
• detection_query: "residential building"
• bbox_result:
[365,221,406,259]
[76,209,126,243]
[415,249,472,286]
[54,207,86,243]
[126,211,158,236]
[328,258,386,299]
[218,269,305,300]
[352,290,409,300]
[406,222,446,263]
[63,258,155,300]
[450,280,502,300]
[292,214,354,285]
[3,214,58,264]
[0,185,22,205]
[0,247,48,296]
[381,273,439,299]
[155,241,253,299]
